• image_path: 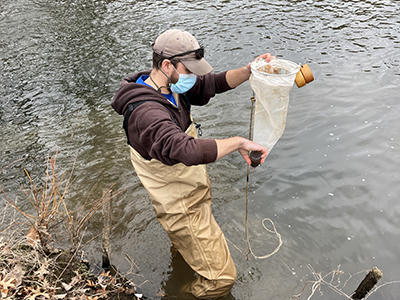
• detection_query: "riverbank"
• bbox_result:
[0,240,139,299]
[0,154,143,299]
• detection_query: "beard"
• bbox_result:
[170,67,180,85]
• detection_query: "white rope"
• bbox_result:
[247,218,283,260]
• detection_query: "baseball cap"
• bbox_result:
[152,29,213,76]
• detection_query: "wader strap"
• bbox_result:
[194,122,202,137]
[123,100,179,146]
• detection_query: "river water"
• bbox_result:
[1,0,400,299]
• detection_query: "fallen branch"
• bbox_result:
[351,267,382,300]
[291,265,400,300]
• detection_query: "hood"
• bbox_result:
[111,70,172,116]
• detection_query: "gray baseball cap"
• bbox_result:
[152,29,213,76]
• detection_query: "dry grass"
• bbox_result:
[0,152,141,299]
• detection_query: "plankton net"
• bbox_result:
[249,58,301,153]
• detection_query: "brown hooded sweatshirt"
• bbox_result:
[111,70,232,166]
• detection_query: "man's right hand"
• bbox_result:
[237,138,268,165]
[215,137,268,165]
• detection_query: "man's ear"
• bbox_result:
[160,59,173,74]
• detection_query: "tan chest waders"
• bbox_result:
[130,119,236,299]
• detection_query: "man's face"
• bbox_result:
[170,61,192,83]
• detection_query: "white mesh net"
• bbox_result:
[249,58,300,152]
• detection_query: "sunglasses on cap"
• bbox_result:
[166,47,204,60]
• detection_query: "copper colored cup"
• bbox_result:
[295,64,314,88]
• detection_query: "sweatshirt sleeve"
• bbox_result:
[185,71,232,106]
[129,102,218,166]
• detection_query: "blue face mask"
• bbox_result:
[170,67,197,94]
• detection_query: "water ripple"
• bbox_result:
[1,0,400,298]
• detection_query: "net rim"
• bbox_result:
[250,58,300,77]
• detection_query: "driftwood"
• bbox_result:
[102,190,112,269]
[351,267,383,299]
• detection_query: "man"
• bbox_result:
[111,29,270,299]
